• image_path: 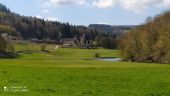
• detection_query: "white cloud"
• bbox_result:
[41,9,50,13]
[36,15,43,19]
[91,0,170,13]
[98,22,109,25]
[119,0,154,13]
[42,2,51,8]
[36,15,58,21]
[48,0,86,6]
[159,0,170,7]
[40,0,170,13]
[92,0,116,8]
[46,17,58,21]
[119,0,170,13]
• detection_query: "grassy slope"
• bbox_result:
[0,44,170,96]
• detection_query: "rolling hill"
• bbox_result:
[89,24,136,36]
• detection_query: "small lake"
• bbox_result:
[97,58,122,62]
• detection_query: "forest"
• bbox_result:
[0,3,98,41]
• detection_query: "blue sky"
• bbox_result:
[0,0,169,26]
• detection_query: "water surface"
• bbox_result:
[97,58,122,62]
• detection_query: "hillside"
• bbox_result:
[89,24,136,36]
[0,3,98,42]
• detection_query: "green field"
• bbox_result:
[0,44,170,96]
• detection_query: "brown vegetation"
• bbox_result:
[119,11,170,63]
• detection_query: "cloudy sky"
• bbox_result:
[0,0,170,26]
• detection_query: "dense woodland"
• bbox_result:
[0,3,98,41]
[119,11,170,63]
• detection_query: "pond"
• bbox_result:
[96,58,122,62]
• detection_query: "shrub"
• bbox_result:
[41,44,46,51]
[94,52,101,58]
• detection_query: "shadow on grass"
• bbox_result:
[0,53,22,59]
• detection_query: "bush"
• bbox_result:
[41,44,46,51]
[94,52,101,58]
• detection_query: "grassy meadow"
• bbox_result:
[0,43,170,96]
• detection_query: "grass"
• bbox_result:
[14,43,56,53]
[0,43,170,96]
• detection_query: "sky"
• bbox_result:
[0,0,170,26]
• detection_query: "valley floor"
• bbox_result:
[0,44,170,96]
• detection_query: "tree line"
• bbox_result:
[119,11,170,63]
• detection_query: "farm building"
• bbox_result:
[62,37,77,46]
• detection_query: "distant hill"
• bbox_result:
[89,24,136,36]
